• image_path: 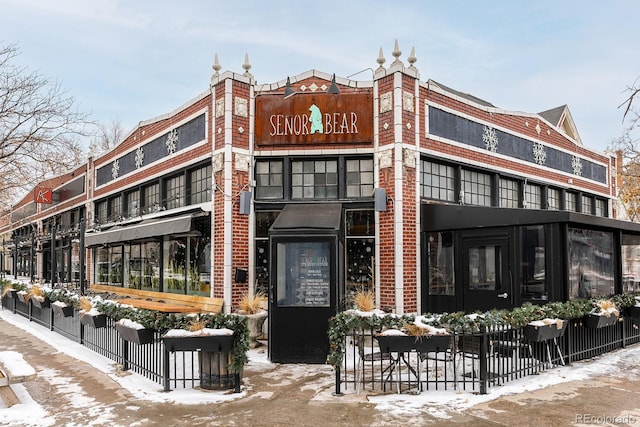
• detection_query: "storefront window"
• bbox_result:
[188,235,211,296]
[568,228,614,298]
[345,210,375,299]
[621,234,640,292]
[428,232,455,295]
[95,246,109,284]
[142,242,160,290]
[164,238,186,293]
[110,245,123,286]
[255,211,280,295]
[521,226,547,301]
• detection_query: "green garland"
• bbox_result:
[327,293,640,369]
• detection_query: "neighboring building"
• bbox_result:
[2,42,640,363]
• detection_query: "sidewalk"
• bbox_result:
[2,308,640,426]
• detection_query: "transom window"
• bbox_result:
[165,175,185,210]
[581,195,593,215]
[524,183,542,209]
[462,169,492,206]
[566,192,577,212]
[346,159,374,198]
[421,160,455,202]
[126,190,140,218]
[189,164,212,205]
[291,160,338,199]
[255,160,283,199]
[143,183,160,213]
[547,188,560,210]
[499,178,519,208]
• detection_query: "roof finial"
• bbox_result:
[212,53,221,76]
[407,46,417,69]
[391,39,403,66]
[376,47,386,70]
[242,53,253,79]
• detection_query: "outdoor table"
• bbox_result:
[116,297,197,313]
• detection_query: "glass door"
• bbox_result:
[462,236,512,311]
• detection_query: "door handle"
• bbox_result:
[498,292,508,299]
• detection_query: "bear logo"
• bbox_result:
[308,104,323,134]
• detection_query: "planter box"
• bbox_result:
[377,334,452,353]
[162,334,234,352]
[626,306,640,319]
[584,313,619,329]
[30,296,50,309]
[51,303,74,318]
[80,313,107,329]
[523,321,568,342]
[115,323,155,345]
[16,291,28,304]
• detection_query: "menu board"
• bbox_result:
[277,241,331,307]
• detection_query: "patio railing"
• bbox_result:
[334,314,640,395]
[1,294,239,392]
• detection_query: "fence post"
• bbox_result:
[334,367,342,396]
[122,339,129,371]
[621,316,627,348]
[163,347,171,392]
[479,330,488,395]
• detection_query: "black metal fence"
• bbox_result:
[1,294,237,392]
[335,314,640,395]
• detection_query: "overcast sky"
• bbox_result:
[3,0,640,153]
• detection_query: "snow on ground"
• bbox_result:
[2,307,640,425]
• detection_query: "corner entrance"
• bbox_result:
[268,204,343,363]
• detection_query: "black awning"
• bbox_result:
[85,214,194,246]
[270,203,342,231]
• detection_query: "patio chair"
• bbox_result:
[354,335,393,395]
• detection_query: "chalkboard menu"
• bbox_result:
[277,241,331,307]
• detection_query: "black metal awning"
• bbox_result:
[270,203,342,232]
[85,214,194,246]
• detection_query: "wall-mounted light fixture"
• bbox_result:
[284,77,295,99]
[374,188,387,212]
[327,74,340,94]
[239,190,252,215]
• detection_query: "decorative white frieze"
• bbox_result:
[111,159,120,180]
[379,149,393,169]
[212,153,224,173]
[235,153,250,172]
[403,91,414,112]
[135,146,144,169]
[166,129,178,155]
[532,142,546,165]
[234,97,248,117]
[572,155,583,176]
[380,92,392,114]
[403,148,416,168]
[215,98,224,118]
[482,125,499,152]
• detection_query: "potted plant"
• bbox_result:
[78,297,107,328]
[584,299,619,329]
[236,291,268,348]
[115,318,155,345]
[523,318,567,342]
[162,318,236,390]
[28,285,50,309]
[377,317,451,354]
[51,300,74,318]
[626,296,640,319]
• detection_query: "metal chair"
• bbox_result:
[354,335,393,395]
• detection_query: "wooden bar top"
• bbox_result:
[115,297,198,313]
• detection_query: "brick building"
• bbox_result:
[2,42,640,362]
